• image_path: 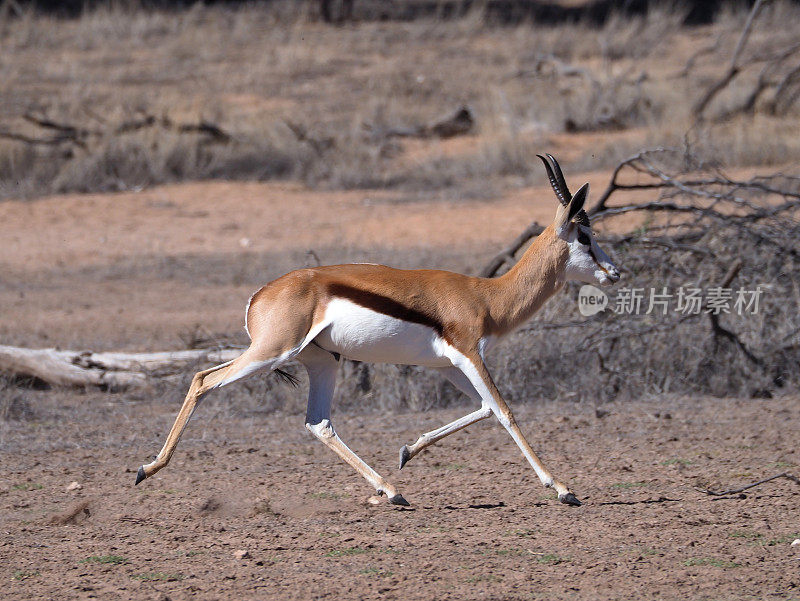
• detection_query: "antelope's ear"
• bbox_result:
[568,183,589,221]
[554,183,589,232]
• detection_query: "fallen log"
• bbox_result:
[0,345,241,391]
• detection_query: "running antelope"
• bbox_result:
[135,154,620,506]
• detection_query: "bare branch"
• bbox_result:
[693,0,769,120]
[716,43,800,119]
[0,110,232,152]
[696,472,800,496]
[479,145,800,280]
[768,62,800,115]
[671,35,722,79]
[588,147,674,214]
[0,128,74,146]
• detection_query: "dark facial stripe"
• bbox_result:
[589,247,610,275]
[574,210,591,227]
[327,283,444,337]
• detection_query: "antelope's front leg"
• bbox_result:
[399,366,491,469]
[448,349,581,506]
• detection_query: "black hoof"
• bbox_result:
[389,493,410,506]
[399,445,411,470]
[559,492,582,506]
[135,466,146,485]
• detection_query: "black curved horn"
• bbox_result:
[546,153,572,202]
[536,153,571,206]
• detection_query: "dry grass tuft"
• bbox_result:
[1,3,799,199]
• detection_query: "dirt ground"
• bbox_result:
[1,389,799,600]
[1,179,799,600]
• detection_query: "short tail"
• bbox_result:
[274,368,300,387]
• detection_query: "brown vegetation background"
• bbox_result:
[3,0,799,406]
[1,3,800,599]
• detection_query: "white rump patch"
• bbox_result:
[243,288,262,339]
[313,298,451,367]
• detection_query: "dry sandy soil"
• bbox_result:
[1,180,799,600]
[2,387,799,600]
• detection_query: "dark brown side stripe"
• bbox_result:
[327,283,444,337]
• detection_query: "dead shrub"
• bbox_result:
[481,147,800,404]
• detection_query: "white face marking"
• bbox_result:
[313,298,452,367]
[562,224,620,286]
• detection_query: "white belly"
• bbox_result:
[313,298,451,367]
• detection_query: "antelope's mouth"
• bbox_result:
[601,265,620,283]
[590,250,620,283]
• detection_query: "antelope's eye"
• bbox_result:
[577,230,591,246]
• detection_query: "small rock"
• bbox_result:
[66,481,82,492]
[366,496,382,506]
[233,549,250,560]
[791,539,800,547]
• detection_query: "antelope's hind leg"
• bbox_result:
[300,344,409,506]
[134,349,280,484]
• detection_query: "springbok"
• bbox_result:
[135,154,620,506]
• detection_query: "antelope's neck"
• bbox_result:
[486,226,567,336]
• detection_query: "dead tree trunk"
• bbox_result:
[0,346,241,391]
